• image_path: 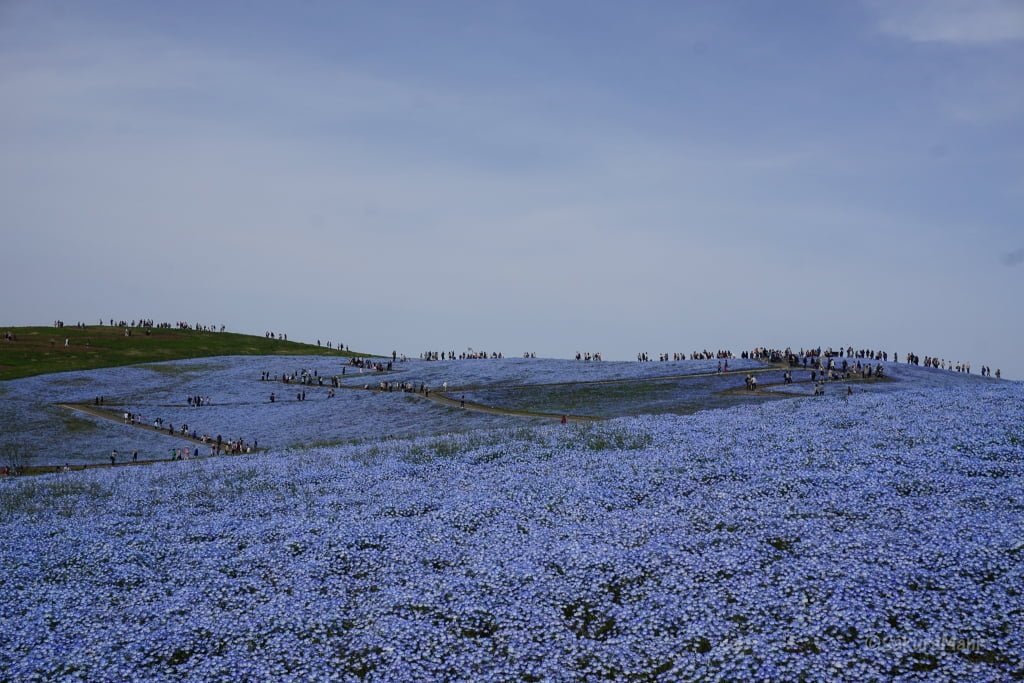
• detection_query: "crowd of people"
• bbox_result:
[88,410,259,468]
[634,350,737,361]
[349,357,392,372]
[421,350,504,360]
[610,343,1008,395]
[371,380,432,396]
[740,345,999,379]
[575,352,603,361]
[93,319,225,331]
[633,350,735,363]
[48,319,228,333]
[262,366,361,402]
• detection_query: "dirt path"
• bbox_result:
[719,374,892,396]
[25,403,249,475]
[58,403,214,446]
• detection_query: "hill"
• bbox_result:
[0,325,369,381]
[1,381,1021,680]
[0,353,1006,469]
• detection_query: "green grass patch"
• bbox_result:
[59,413,101,434]
[558,425,654,452]
[306,439,345,449]
[139,361,228,376]
[488,381,668,413]
[0,325,374,381]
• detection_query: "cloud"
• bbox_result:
[1002,248,1024,266]
[869,0,1024,45]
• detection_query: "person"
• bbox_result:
[561,415,567,424]
[132,450,138,462]
[110,450,117,466]
[460,395,465,408]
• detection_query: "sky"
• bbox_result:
[1,1,1022,376]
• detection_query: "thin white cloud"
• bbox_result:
[869,0,1024,45]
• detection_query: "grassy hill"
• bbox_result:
[0,325,371,381]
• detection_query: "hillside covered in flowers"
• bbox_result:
[2,380,1021,681]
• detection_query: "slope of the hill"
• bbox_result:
[1,381,1021,681]
[0,325,367,381]
[0,355,1006,467]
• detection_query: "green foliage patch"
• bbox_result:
[0,326,370,381]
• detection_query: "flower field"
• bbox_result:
[2,381,1021,681]
[0,354,1006,468]
[1,357,552,465]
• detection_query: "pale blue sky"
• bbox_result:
[2,1,1022,376]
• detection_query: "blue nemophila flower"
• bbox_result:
[1,379,1022,680]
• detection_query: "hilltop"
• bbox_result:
[0,324,370,381]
